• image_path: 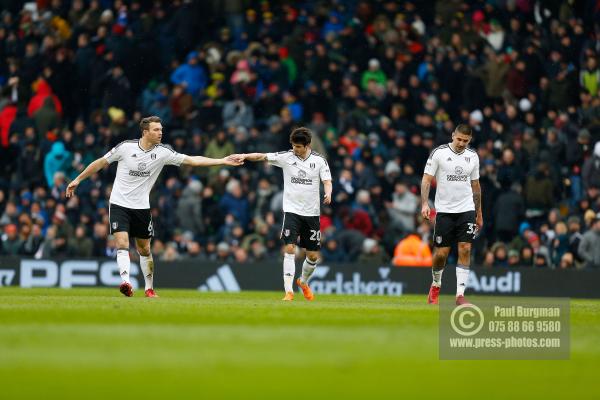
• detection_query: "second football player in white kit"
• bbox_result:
[237,127,332,301]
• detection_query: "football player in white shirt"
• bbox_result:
[66,116,242,297]
[420,124,483,305]
[236,127,333,301]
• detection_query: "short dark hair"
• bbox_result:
[454,124,473,136]
[140,116,162,135]
[289,127,312,146]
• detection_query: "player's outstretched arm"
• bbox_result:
[66,157,109,198]
[237,153,267,162]
[181,155,244,167]
[420,173,434,220]
[323,179,332,204]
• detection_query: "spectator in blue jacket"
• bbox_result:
[170,51,207,97]
[43,141,72,188]
[219,179,250,228]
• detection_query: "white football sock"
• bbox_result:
[117,249,131,284]
[283,253,295,293]
[432,268,444,287]
[139,254,154,290]
[300,258,317,284]
[456,265,470,297]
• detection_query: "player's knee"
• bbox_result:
[306,252,319,263]
[434,248,450,259]
[137,245,151,257]
[458,242,471,254]
[284,244,296,254]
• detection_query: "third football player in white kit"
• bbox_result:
[238,127,332,301]
[420,124,483,305]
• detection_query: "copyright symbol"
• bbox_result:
[450,304,484,336]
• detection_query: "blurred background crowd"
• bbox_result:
[0,0,600,269]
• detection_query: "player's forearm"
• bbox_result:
[472,185,482,215]
[323,181,332,197]
[243,153,267,162]
[74,158,107,182]
[420,177,431,207]
[188,156,229,167]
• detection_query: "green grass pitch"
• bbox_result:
[0,288,598,399]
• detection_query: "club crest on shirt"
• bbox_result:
[284,229,290,237]
[138,162,147,171]
[310,163,315,169]
[436,236,442,244]
[151,153,157,160]
[112,222,118,230]
[465,157,470,163]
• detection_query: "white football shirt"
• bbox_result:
[267,150,332,217]
[104,140,186,209]
[423,144,480,213]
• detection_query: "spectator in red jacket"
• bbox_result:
[0,104,17,148]
[27,79,63,118]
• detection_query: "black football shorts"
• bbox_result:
[433,211,476,247]
[280,212,321,251]
[109,203,154,239]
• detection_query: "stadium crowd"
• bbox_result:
[0,0,600,269]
